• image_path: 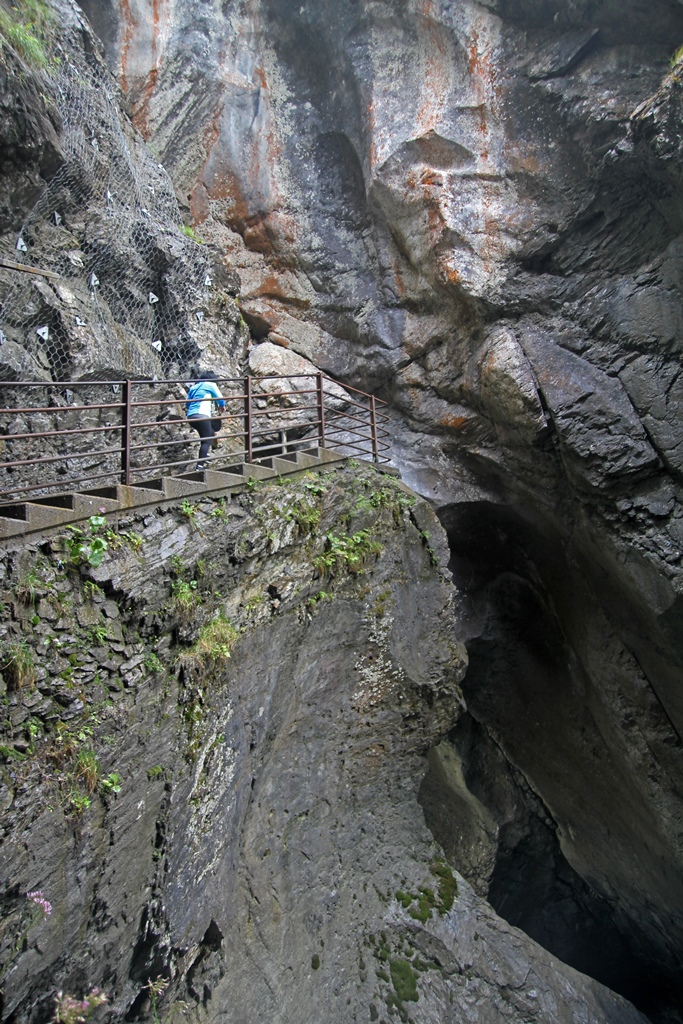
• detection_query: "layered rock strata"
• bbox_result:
[0,464,649,1023]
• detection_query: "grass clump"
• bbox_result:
[16,565,41,604]
[181,224,204,244]
[0,0,55,68]
[74,748,99,793]
[178,615,239,679]
[0,639,35,691]
[314,530,381,578]
[389,959,419,1004]
[284,495,322,536]
[144,651,163,674]
[171,577,200,615]
[430,857,457,912]
[395,859,458,922]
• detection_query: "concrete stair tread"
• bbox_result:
[1,502,77,528]
[83,483,172,509]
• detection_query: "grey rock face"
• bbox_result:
[0,1,248,382]
[0,466,647,1023]
[1,0,683,1019]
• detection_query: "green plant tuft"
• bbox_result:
[389,959,419,1004]
[74,748,99,793]
[180,499,198,521]
[181,224,204,244]
[0,0,55,68]
[178,615,239,679]
[100,772,121,795]
[171,577,200,615]
[16,565,41,604]
[314,530,381,578]
[0,639,35,691]
[144,651,163,674]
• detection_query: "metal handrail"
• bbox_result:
[0,372,391,504]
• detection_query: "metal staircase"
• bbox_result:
[0,446,345,541]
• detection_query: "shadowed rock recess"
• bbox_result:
[0,0,682,1021]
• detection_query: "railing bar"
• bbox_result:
[324,429,376,443]
[323,412,375,429]
[251,403,320,417]
[245,376,253,463]
[323,396,372,414]
[0,469,127,501]
[129,395,249,409]
[321,375,387,404]
[247,373,318,381]
[325,441,372,455]
[0,446,124,471]
[0,402,125,416]
[252,388,318,400]
[130,377,245,387]
[1,423,125,442]
[0,380,127,388]
[128,438,193,454]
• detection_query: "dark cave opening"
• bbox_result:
[417,500,682,1024]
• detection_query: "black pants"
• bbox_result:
[188,416,214,462]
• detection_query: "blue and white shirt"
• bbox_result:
[186,380,225,418]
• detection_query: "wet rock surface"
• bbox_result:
[0,464,647,1024]
[0,0,682,1020]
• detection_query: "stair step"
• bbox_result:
[303,446,346,465]
[0,515,27,538]
[222,462,277,481]
[139,476,207,499]
[0,501,77,529]
[278,450,322,469]
[82,483,170,509]
[178,469,244,489]
[33,493,121,517]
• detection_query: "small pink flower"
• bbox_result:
[26,890,52,915]
[98,507,106,514]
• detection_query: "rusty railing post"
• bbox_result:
[244,375,253,463]
[121,379,132,484]
[370,394,379,463]
[316,372,326,450]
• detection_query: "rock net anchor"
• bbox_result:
[204,275,212,288]
[53,212,62,226]
[151,340,163,352]
[0,331,6,344]
[195,311,204,322]
[75,316,86,326]
[36,325,49,341]
[148,292,159,305]
[106,190,113,205]
[16,237,27,252]
[89,273,99,289]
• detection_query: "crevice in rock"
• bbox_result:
[417,498,683,1024]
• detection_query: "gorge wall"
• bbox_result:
[0,465,648,1024]
[1,0,683,1021]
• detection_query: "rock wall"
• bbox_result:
[72,1,683,1018]
[0,464,647,1023]
[1,0,683,1020]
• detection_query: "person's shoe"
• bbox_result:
[196,462,205,471]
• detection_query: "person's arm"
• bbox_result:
[210,382,225,409]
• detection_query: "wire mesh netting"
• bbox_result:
[0,29,217,383]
